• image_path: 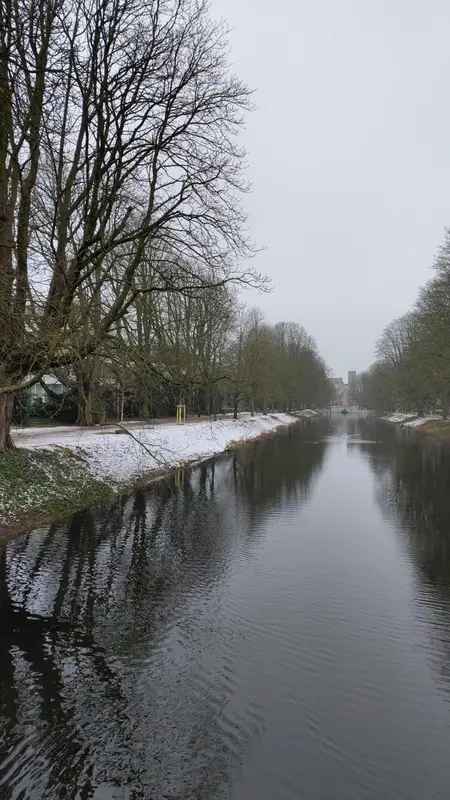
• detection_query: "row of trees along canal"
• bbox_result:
[0,0,333,448]
[349,230,450,415]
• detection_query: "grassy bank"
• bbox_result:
[383,415,450,441]
[2,414,299,537]
[418,420,450,440]
[0,448,113,535]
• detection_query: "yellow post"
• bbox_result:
[176,403,186,424]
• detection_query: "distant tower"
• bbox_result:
[347,371,358,407]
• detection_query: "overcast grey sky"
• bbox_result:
[210,0,450,378]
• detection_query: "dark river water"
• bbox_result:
[2,414,450,799]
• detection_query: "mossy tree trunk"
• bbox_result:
[0,394,14,450]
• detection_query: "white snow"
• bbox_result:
[12,413,298,486]
[382,413,418,424]
[295,409,319,418]
[382,413,443,427]
[402,415,442,428]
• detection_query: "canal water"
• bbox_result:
[2,415,450,799]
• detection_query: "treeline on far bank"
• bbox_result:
[349,229,450,415]
[16,289,334,426]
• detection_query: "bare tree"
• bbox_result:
[376,314,417,370]
[361,231,450,414]
[0,0,256,448]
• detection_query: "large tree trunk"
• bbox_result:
[77,360,105,426]
[78,376,94,426]
[118,385,124,422]
[78,386,106,426]
[233,392,239,420]
[208,387,214,418]
[0,393,14,451]
[141,390,152,420]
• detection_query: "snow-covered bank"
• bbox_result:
[294,409,320,419]
[382,413,443,428]
[382,413,417,424]
[1,414,300,531]
[13,413,298,486]
[403,415,442,428]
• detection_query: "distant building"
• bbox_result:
[332,377,349,406]
[347,371,357,388]
[29,375,65,403]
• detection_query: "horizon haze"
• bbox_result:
[211,0,450,378]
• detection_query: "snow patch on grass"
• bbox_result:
[0,448,112,527]
[402,415,443,428]
[382,413,444,428]
[382,413,418,424]
[9,414,298,501]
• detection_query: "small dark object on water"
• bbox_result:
[341,408,349,415]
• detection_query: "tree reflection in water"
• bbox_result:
[0,423,328,800]
[355,417,450,690]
